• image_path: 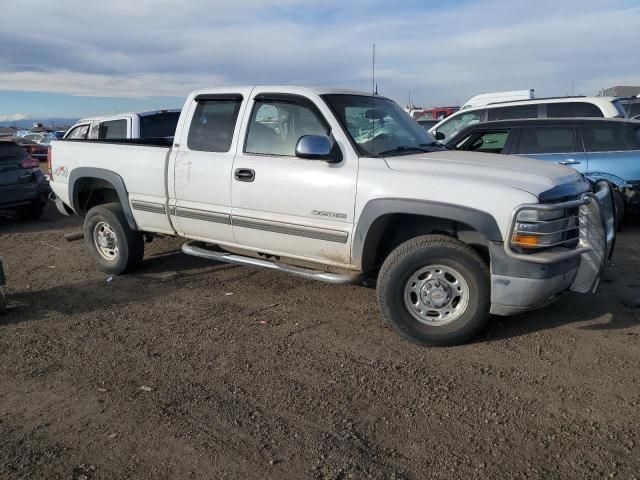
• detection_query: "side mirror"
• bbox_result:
[295,135,337,162]
[434,131,445,141]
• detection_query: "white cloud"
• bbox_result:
[0,70,224,98]
[0,113,28,122]
[0,0,638,107]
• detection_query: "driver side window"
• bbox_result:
[465,130,509,154]
[245,99,328,156]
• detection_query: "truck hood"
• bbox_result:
[383,150,582,198]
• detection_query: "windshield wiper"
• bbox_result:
[378,143,447,156]
[377,145,431,156]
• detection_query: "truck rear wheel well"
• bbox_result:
[360,213,490,273]
[68,169,137,230]
[74,178,121,215]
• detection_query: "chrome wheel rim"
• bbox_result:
[93,221,119,261]
[404,264,470,326]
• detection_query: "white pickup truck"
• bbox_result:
[49,86,615,346]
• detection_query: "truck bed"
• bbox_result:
[51,138,175,235]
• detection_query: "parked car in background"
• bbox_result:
[430,96,627,142]
[413,108,458,130]
[446,118,640,219]
[49,85,615,346]
[460,89,535,110]
[0,141,49,220]
[618,98,640,119]
[14,137,49,161]
[413,107,459,120]
[64,109,181,140]
[416,118,440,130]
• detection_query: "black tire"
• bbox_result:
[377,234,490,346]
[83,203,144,274]
[16,200,45,221]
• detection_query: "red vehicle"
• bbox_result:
[414,107,459,121]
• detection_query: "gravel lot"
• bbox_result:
[1,204,639,479]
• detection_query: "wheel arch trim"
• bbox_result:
[68,167,137,230]
[352,198,503,270]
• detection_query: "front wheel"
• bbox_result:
[377,235,490,346]
[83,203,144,274]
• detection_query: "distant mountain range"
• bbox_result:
[0,118,78,129]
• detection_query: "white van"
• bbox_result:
[430,96,626,142]
[460,89,534,110]
[64,109,181,141]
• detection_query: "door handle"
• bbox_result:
[234,168,255,182]
[558,159,581,165]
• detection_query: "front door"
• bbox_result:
[230,92,357,267]
[170,91,250,244]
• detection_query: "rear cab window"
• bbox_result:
[187,97,242,152]
[517,126,578,154]
[139,111,181,138]
[99,119,128,140]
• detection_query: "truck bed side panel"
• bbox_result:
[50,141,175,234]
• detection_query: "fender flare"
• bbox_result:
[352,198,502,269]
[584,172,632,190]
[68,167,137,230]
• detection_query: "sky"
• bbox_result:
[1,0,639,121]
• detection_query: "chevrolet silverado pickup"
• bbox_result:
[48,86,615,346]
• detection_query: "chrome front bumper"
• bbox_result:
[504,182,615,293]
[491,182,615,315]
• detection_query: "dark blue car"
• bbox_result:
[0,141,50,220]
[447,118,640,218]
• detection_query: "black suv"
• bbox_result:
[0,141,50,220]
[446,118,640,216]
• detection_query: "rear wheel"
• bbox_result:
[377,235,490,346]
[84,203,144,274]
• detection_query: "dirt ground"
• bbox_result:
[0,204,639,480]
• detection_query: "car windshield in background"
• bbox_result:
[140,111,181,138]
[323,94,444,157]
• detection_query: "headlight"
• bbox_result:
[511,208,578,250]
[516,208,564,222]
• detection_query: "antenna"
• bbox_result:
[372,43,376,98]
[371,43,376,153]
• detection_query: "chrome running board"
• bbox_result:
[182,241,360,284]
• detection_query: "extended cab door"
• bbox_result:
[230,91,357,267]
[512,125,588,173]
[169,90,250,244]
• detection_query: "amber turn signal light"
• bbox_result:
[512,234,540,247]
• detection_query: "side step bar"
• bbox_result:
[182,241,361,285]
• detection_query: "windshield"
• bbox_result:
[434,110,483,142]
[322,94,444,156]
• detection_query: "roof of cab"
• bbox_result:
[75,108,181,124]
[192,85,379,98]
